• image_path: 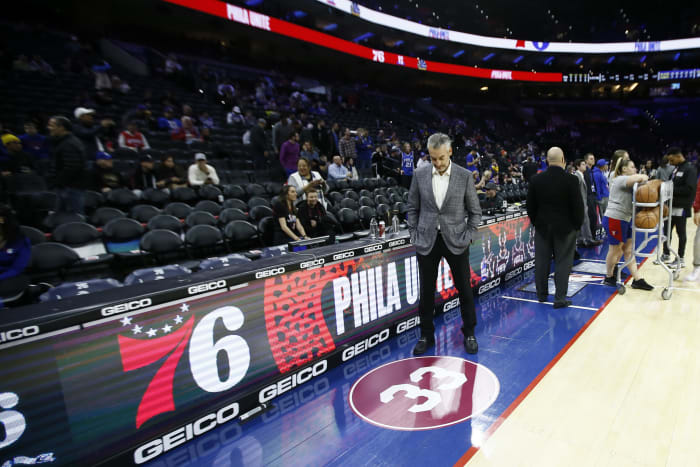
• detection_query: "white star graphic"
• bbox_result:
[146,328,158,337]
[120,316,132,326]
[180,303,190,313]
[174,315,183,324]
[162,324,173,334]
[132,325,142,334]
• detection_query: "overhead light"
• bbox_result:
[482,52,495,61]
[674,52,681,61]
[480,86,488,91]
[323,23,338,31]
[513,55,524,63]
[575,57,583,65]
[629,82,639,91]
[352,32,374,43]
[292,10,307,18]
[394,40,404,46]
[639,55,646,63]
[607,56,616,64]
[453,50,465,58]
[544,56,554,65]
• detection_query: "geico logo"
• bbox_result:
[396,316,420,334]
[101,298,153,316]
[388,239,407,248]
[442,297,460,312]
[300,259,325,269]
[332,251,355,261]
[505,267,523,282]
[0,325,40,343]
[342,328,390,361]
[258,359,328,403]
[133,401,239,464]
[363,244,383,253]
[523,259,535,271]
[344,345,391,379]
[255,267,285,279]
[187,280,227,295]
[487,219,495,224]
[478,277,501,295]
[262,379,330,422]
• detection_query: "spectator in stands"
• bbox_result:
[416,152,431,170]
[300,140,319,164]
[73,107,114,157]
[522,155,539,182]
[48,116,87,214]
[272,185,308,244]
[92,61,112,90]
[111,75,130,94]
[640,159,657,178]
[122,105,156,132]
[656,155,673,181]
[93,152,125,193]
[249,118,269,171]
[165,54,183,75]
[330,122,341,154]
[0,204,31,305]
[198,112,214,130]
[313,120,333,158]
[118,122,150,151]
[481,183,504,211]
[475,170,493,191]
[287,157,327,207]
[172,116,203,144]
[19,122,49,163]
[182,105,198,125]
[297,189,334,239]
[316,155,329,179]
[158,107,182,133]
[272,115,293,153]
[400,142,414,188]
[355,128,373,172]
[218,82,236,108]
[1,134,33,176]
[156,154,188,190]
[372,143,389,173]
[130,153,158,194]
[592,159,610,221]
[226,106,244,126]
[188,153,219,186]
[279,131,301,177]
[339,128,357,163]
[345,156,359,180]
[328,155,350,181]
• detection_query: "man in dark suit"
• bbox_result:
[526,147,584,308]
[407,133,482,355]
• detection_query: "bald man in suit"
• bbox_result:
[526,147,584,308]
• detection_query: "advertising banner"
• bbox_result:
[0,216,533,466]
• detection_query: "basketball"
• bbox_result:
[636,183,659,203]
[635,209,659,229]
[652,205,669,219]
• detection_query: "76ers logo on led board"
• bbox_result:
[118,305,250,428]
[349,356,499,430]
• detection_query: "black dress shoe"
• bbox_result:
[412,337,435,356]
[537,296,548,302]
[553,300,572,309]
[464,335,478,354]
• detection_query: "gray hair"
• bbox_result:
[427,132,452,150]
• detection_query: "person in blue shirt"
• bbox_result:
[466,148,480,172]
[19,122,49,176]
[592,158,610,219]
[400,142,414,188]
[355,128,373,173]
[328,155,350,181]
[0,204,31,306]
[157,107,182,133]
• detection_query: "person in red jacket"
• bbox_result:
[684,180,700,282]
[118,121,150,151]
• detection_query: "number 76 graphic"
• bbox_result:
[119,306,251,428]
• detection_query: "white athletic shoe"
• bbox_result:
[684,267,700,282]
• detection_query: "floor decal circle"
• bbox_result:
[349,356,500,431]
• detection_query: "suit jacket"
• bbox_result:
[406,162,482,255]
[527,166,584,235]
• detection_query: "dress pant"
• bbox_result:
[587,195,599,237]
[417,233,476,338]
[535,226,576,304]
[663,215,688,258]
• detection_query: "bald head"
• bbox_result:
[546,147,565,168]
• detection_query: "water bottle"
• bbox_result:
[369,217,378,239]
[391,214,400,234]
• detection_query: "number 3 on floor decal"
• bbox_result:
[379,366,467,413]
[380,384,441,413]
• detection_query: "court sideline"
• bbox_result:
[462,219,700,467]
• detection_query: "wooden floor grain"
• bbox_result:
[464,220,700,467]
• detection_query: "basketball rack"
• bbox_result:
[617,180,679,300]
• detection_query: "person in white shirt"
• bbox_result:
[188,153,219,186]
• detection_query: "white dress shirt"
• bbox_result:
[432,161,451,230]
[432,161,451,209]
